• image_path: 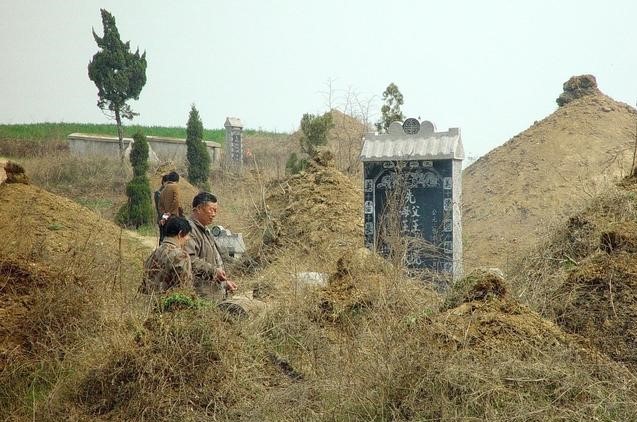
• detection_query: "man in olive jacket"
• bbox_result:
[185,192,238,300]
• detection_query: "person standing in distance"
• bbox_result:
[158,171,183,243]
[185,192,237,299]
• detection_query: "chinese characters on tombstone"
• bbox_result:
[224,117,243,168]
[360,119,463,280]
[364,159,454,272]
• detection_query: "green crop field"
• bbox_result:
[0,122,287,144]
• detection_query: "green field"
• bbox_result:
[0,122,286,144]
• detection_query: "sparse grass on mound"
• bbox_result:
[6,126,637,420]
[511,177,637,372]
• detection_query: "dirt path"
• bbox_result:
[124,229,158,250]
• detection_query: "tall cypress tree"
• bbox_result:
[88,9,147,158]
[186,104,211,188]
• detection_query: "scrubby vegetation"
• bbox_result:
[4,78,637,419]
[116,132,154,228]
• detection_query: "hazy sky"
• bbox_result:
[2,0,637,157]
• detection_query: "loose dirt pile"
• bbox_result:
[412,270,637,420]
[464,75,637,271]
[0,259,99,373]
[244,150,363,278]
[3,161,29,184]
[0,180,149,402]
[512,178,637,372]
[556,74,602,106]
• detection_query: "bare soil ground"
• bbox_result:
[510,175,637,372]
[463,91,637,271]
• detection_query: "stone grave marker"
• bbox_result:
[360,118,464,280]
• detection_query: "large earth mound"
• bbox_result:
[246,150,363,274]
[0,179,147,376]
[413,269,637,420]
[463,75,637,270]
[511,177,637,372]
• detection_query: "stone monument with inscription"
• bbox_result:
[224,117,244,168]
[360,118,464,280]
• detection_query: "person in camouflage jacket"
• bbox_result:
[141,216,193,294]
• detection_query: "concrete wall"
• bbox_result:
[67,133,222,164]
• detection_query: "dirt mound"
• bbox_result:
[442,267,507,309]
[65,309,278,421]
[463,76,637,271]
[551,251,637,369]
[556,74,602,106]
[411,274,637,419]
[3,160,29,184]
[0,182,147,266]
[509,178,637,371]
[0,182,148,381]
[0,259,100,373]
[246,153,363,275]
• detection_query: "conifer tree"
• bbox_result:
[186,105,211,188]
[117,132,154,228]
[286,111,334,174]
[88,9,147,157]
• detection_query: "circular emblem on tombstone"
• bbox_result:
[420,120,435,136]
[403,118,420,135]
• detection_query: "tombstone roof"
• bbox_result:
[360,119,464,161]
[224,117,243,128]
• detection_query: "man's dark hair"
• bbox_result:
[166,171,180,183]
[160,174,168,184]
[164,216,192,237]
[192,192,217,208]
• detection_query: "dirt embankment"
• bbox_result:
[511,176,637,372]
[463,76,637,271]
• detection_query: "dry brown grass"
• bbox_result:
[4,135,637,421]
[509,178,637,372]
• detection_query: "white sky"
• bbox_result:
[1,0,637,157]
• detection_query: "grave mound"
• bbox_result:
[511,177,637,371]
[0,181,146,373]
[0,259,99,372]
[246,151,363,274]
[464,75,637,271]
